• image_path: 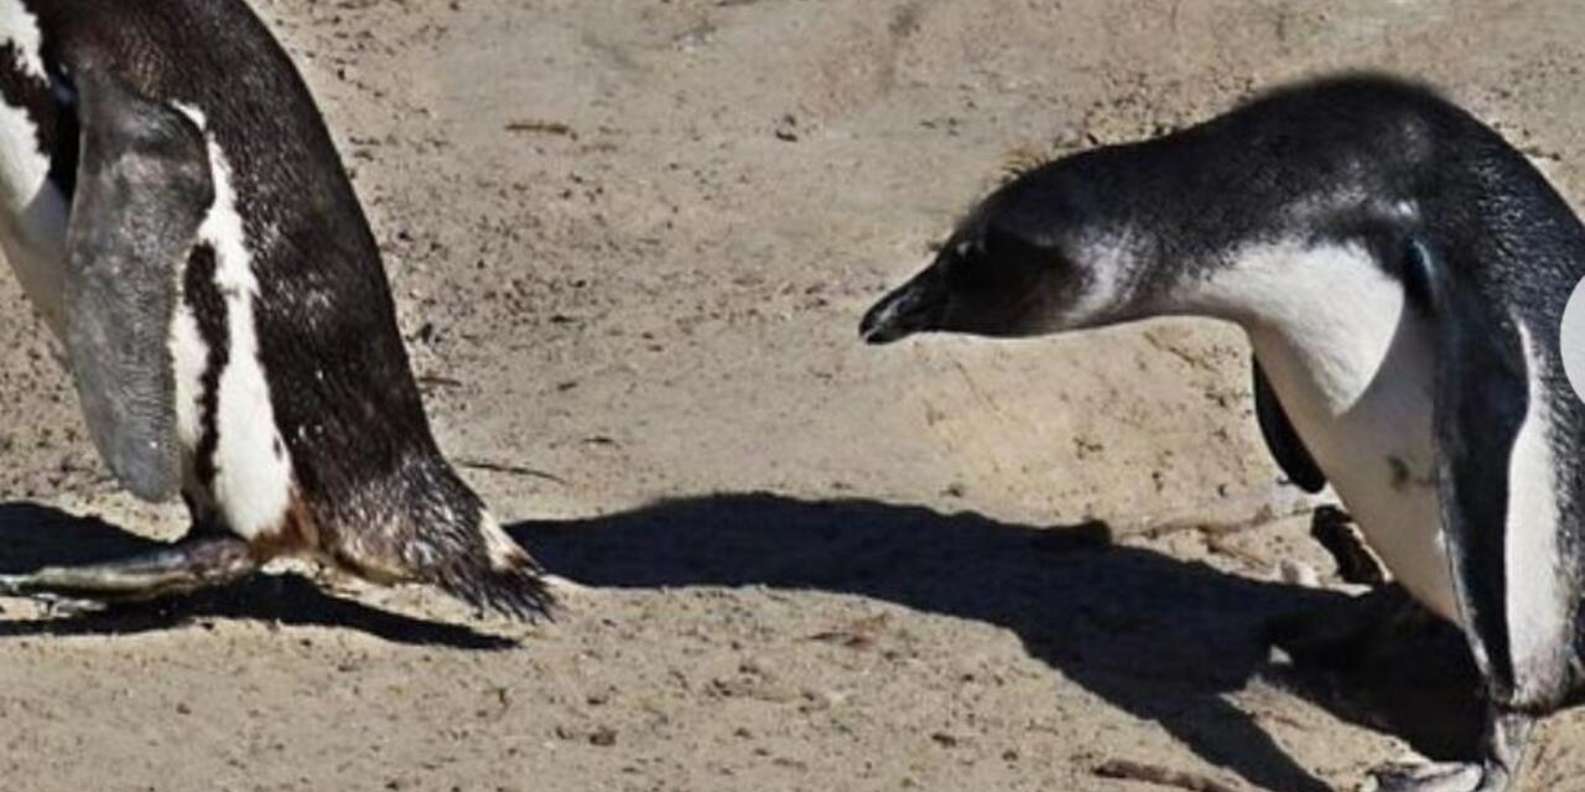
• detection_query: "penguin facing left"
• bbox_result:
[862,74,1585,792]
[0,0,551,617]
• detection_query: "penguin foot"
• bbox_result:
[1264,585,1426,669]
[0,536,259,608]
[1369,761,1507,792]
[1309,505,1387,585]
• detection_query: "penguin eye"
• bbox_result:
[946,238,996,292]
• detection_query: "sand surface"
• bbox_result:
[4,1,1585,790]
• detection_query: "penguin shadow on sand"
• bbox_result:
[0,502,513,649]
[511,493,1484,792]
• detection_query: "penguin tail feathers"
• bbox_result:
[422,513,556,620]
[320,457,556,620]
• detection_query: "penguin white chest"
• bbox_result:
[1194,241,1460,622]
[0,28,70,337]
[174,118,298,541]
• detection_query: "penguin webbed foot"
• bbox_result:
[0,536,258,612]
[1370,710,1531,792]
[1370,761,1486,792]
[1369,760,1510,792]
[1264,584,1428,669]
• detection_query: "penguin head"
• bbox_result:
[860,156,1138,344]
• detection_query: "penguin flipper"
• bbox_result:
[1252,357,1326,493]
[64,70,215,502]
[1417,237,1532,697]
[1408,239,1548,789]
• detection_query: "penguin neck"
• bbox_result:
[1175,236,1416,419]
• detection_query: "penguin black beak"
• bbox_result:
[860,269,948,345]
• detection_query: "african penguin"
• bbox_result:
[0,0,550,618]
[861,74,1585,792]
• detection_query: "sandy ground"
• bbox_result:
[5,1,1585,790]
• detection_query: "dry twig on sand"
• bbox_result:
[1093,759,1242,792]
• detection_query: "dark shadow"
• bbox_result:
[0,502,513,650]
[1262,583,1484,762]
[511,492,1485,792]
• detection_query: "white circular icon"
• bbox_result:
[1564,277,1585,403]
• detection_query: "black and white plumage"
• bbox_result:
[861,74,1585,792]
[0,0,550,617]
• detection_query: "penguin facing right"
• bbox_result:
[0,0,550,617]
[861,74,1585,792]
